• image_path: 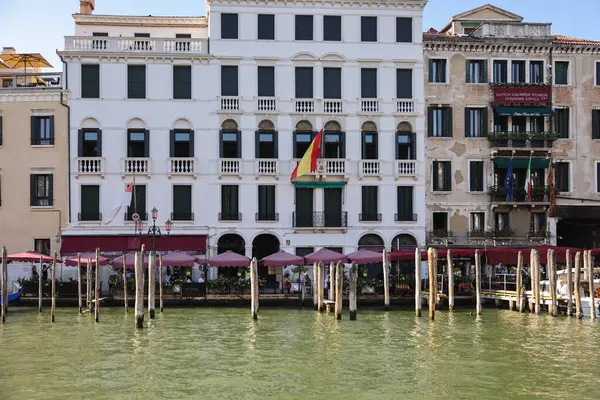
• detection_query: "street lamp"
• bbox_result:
[145,207,172,255]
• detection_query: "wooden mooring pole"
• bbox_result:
[77,254,82,313]
[349,263,357,320]
[318,261,325,312]
[159,254,163,313]
[447,249,454,311]
[328,262,335,303]
[566,249,573,317]
[475,249,482,316]
[148,251,156,319]
[516,251,523,312]
[86,258,91,312]
[427,247,436,321]
[94,248,100,323]
[39,255,43,313]
[2,247,7,324]
[122,254,128,312]
[51,252,57,323]
[335,262,342,320]
[530,249,540,315]
[135,247,144,328]
[574,252,583,319]
[548,249,557,316]
[312,262,318,311]
[587,250,596,321]
[383,249,390,311]
[415,247,421,317]
[250,257,258,320]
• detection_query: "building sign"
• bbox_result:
[493,86,551,106]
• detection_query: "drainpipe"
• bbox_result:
[59,61,71,224]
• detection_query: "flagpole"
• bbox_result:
[132,168,137,234]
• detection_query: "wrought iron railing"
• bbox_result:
[255,212,279,222]
[78,212,102,221]
[293,211,348,228]
[359,213,382,222]
[489,186,550,203]
[219,212,242,221]
[170,212,194,221]
[487,132,557,149]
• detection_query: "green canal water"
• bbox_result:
[1,308,599,400]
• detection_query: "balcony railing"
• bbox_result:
[122,158,151,176]
[170,212,194,221]
[219,212,242,221]
[168,157,197,176]
[359,160,381,178]
[359,213,382,222]
[257,97,277,112]
[489,186,550,203]
[31,137,55,146]
[294,99,315,113]
[394,99,416,114]
[395,160,417,178]
[360,99,380,113]
[76,157,104,176]
[64,36,209,54]
[219,159,241,176]
[293,211,348,228]
[323,99,343,114]
[321,159,346,176]
[488,132,557,149]
[255,159,279,177]
[395,213,418,222]
[78,212,102,222]
[255,212,279,222]
[125,212,148,221]
[220,96,240,111]
[0,72,63,90]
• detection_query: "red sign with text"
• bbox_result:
[493,86,551,106]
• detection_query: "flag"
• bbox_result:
[105,182,133,224]
[290,129,323,181]
[504,158,515,202]
[548,155,556,217]
[524,156,533,201]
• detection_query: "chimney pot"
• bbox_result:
[80,0,95,15]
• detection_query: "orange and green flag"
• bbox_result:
[290,129,323,181]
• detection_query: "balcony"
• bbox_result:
[63,36,209,54]
[394,160,417,178]
[426,230,454,246]
[293,211,348,229]
[473,23,552,39]
[170,212,194,222]
[323,99,343,114]
[359,213,382,222]
[359,160,381,178]
[75,157,105,177]
[122,158,151,177]
[395,213,418,222]
[219,96,241,112]
[78,212,102,222]
[294,99,315,114]
[31,137,55,146]
[255,159,279,177]
[255,212,279,222]
[219,159,241,177]
[256,97,277,112]
[125,212,148,221]
[320,159,346,177]
[0,72,63,91]
[219,212,242,221]
[489,186,550,204]
[359,99,380,113]
[394,99,416,114]
[168,157,197,178]
[488,132,557,149]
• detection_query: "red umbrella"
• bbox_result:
[304,248,347,264]
[161,252,195,267]
[262,250,304,267]
[203,250,250,267]
[346,249,382,264]
[3,251,57,264]
[64,253,109,267]
[111,252,149,269]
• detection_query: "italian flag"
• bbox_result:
[524,157,532,201]
[105,182,133,224]
[290,129,323,181]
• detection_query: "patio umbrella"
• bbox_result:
[0,58,8,68]
[161,252,196,267]
[304,248,348,264]
[262,250,304,267]
[111,252,149,269]
[0,53,53,75]
[346,249,383,264]
[64,253,109,267]
[2,251,56,264]
[202,250,250,267]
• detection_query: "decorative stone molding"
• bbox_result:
[206,0,427,10]
[0,91,69,103]
[73,14,207,26]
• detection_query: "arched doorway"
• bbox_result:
[357,234,385,282]
[252,234,281,293]
[390,234,418,286]
[217,234,245,278]
[391,234,417,251]
[358,233,385,251]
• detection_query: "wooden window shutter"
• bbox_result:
[593,110,600,139]
[144,130,150,157]
[189,130,195,157]
[432,161,439,191]
[97,129,103,157]
[169,130,175,157]
[78,129,84,156]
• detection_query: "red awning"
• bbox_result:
[389,250,424,262]
[486,246,583,265]
[60,235,206,256]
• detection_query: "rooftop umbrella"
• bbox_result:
[346,249,383,264]
[304,248,348,264]
[161,252,195,267]
[202,250,250,267]
[64,253,109,267]
[262,250,304,267]
[0,58,8,68]
[111,252,149,269]
[0,53,53,72]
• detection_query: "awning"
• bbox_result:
[494,158,550,169]
[293,181,346,189]
[494,106,554,116]
[60,235,207,256]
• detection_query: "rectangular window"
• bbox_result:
[172,185,193,221]
[170,129,194,157]
[596,62,600,86]
[173,65,191,100]
[175,34,192,51]
[432,160,451,191]
[221,13,238,39]
[323,188,343,228]
[31,116,54,145]
[592,109,600,139]
[466,60,487,83]
[255,130,277,158]
[494,212,509,232]
[492,60,508,83]
[127,185,146,221]
[323,15,341,41]
[220,185,240,221]
[81,64,99,98]
[257,185,276,221]
[469,161,484,192]
[530,116,544,133]
[555,108,570,138]
[323,67,342,99]
[30,174,53,207]
[80,185,100,221]
[92,32,108,36]
[294,131,314,158]
[511,61,526,83]
[295,188,314,228]
[127,65,146,99]
[531,213,547,234]
[220,130,241,158]
[257,66,275,97]
[396,132,415,160]
[427,107,453,137]
[361,68,377,98]
[295,247,314,257]
[134,33,150,38]
[494,115,508,132]
[221,65,238,96]
[396,186,414,221]
[512,116,526,132]
[471,212,485,232]
[555,61,569,85]
[429,59,447,83]
[432,212,448,232]
[323,131,345,159]
[465,108,488,138]
[34,239,51,256]
[257,14,275,40]
[361,16,377,42]
[362,131,377,160]
[530,61,544,84]
[361,186,379,221]
[396,17,412,43]
[555,162,570,192]
[127,129,149,157]
[295,15,314,41]
[396,68,412,99]
[295,67,313,98]
[78,128,101,157]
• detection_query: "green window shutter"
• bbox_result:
[273,131,278,158]
[465,108,471,137]
[30,174,36,206]
[410,132,416,160]
[444,107,453,137]
[482,60,488,83]
[427,107,434,137]
[593,110,600,139]
[30,116,37,145]
[144,130,150,157]
[465,60,471,83]
[48,174,54,207]
[254,131,260,159]
[78,129,84,156]
[189,130,195,157]
[432,161,439,191]
[443,162,452,191]
[428,59,434,83]
[481,107,488,137]
[169,130,175,157]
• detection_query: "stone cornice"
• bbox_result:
[207,0,427,10]
[424,41,552,55]
[552,45,600,55]
[0,90,69,103]
[73,14,207,27]
[58,53,213,62]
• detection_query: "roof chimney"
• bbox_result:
[2,47,16,55]
[80,0,95,15]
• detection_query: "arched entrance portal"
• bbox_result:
[391,234,417,251]
[217,233,245,255]
[252,234,281,293]
[358,233,385,251]
[390,234,418,286]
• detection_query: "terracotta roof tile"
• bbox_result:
[423,33,480,42]
[553,35,600,45]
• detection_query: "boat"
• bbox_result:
[0,290,21,304]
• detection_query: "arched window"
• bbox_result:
[361,121,378,160]
[220,119,241,158]
[323,120,345,159]
[78,118,102,157]
[126,118,148,158]
[396,121,415,160]
[170,119,194,158]
[293,120,314,158]
[391,234,417,251]
[256,120,278,158]
[358,234,385,251]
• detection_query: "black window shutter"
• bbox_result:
[427,107,434,137]
[361,68,377,98]
[173,66,192,99]
[432,161,439,191]
[465,60,471,83]
[273,131,279,158]
[221,66,239,96]
[444,107,453,137]
[396,17,412,43]
[465,108,471,137]
[254,131,260,158]
[481,108,488,136]
[189,130,195,157]
[144,130,150,157]
[169,130,175,157]
[469,162,478,191]
[361,187,368,215]
[428,59,434,83]
[339,132,346,159]
[97,129,103,157]
[410,132,416,160]
[78,129,84,157]
[593,110,600,139]
[396,69,412,99]
[597,63,600,86]
[236,131,242,158]
[31,116,37,144]
[30,174,35,206]
[482,60,488,83]
[219,130,224,158]
[232,186,239,214]
[563,109,570,138]
[49,116,55,140]
[81,65,100,98]
[221,13,238,39]
[597,163,600,192]
[444,162,452,191]
[48,174,54,206]
[257,14,275,40]
[323,15,341,41]
[295,67,313,98]
[323,68,341,99]
[258,66,275,97]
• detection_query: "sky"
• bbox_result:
[2,0,600,70]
